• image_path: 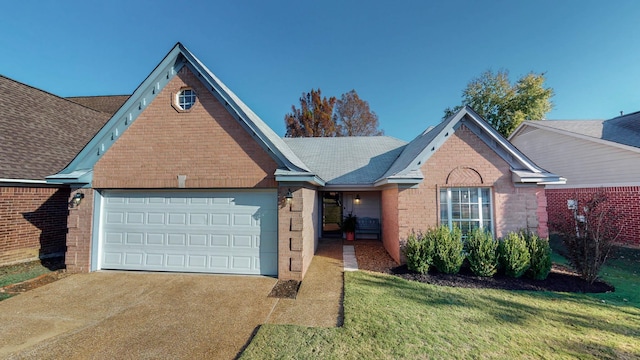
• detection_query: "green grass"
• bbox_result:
[241,246,640,359]
[0,260,57,301]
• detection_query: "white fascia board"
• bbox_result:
[320,184,379,191]
[275,174,325,186]
[374,176,423,187]
[402,112,464,176]
[0,178,48,184]
[181,46,311,173]
[462,109,545,173]
[46,170,93,185]
[54,45,185,179]
[511,170,566,185]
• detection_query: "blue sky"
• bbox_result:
[1,1,639,141]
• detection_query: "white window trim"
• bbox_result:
[174,88,197,111]
[441,187,494,234]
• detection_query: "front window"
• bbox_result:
[440,187,493,237]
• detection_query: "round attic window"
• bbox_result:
[176,88,197,110]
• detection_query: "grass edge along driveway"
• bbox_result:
[241,255,640,359]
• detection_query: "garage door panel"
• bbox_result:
[106,212,124,224]
[126,233,144,245]
[147,213,165,225]
[100,190,277,275]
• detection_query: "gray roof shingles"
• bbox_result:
[528,112,640,149]
[283,136,407,185]
[0,75,111,180]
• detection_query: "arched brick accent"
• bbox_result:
[446,166,483,185]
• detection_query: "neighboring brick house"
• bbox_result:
[0,76,127,265]
[46,43,563,280]
[510,115,640,245]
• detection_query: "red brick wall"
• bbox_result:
[278,186,304,280]
[546,187,640,245]
[65,188,94,273]
[93,66,278,189]
[393,125,548,258]
[0,186,69,265]
[381,187,400,262]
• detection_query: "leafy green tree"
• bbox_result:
[285,89,337,137]
[334,90,383,136]
[444,70,554,137]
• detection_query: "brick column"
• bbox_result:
[65,188,94,273]
[277,186,304,280]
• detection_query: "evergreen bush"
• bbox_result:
[433,225,464,274]
[499,232,531,278]
[522,231,552,280]
[465,228,499,277]
[404,231,433,274]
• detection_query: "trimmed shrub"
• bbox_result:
[465,228,499,277]
[499,232,531,278]
[433,225,464,274]
[523,232,552,280]
[404,231,434,274]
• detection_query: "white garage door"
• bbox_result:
[98,190,278,275]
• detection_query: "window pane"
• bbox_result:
[440,189,447,204]
[453,204,461,218]
[470,189,478,203]
[452,189,460,202]
[483,220,492,230]
[482,204,491,219]
[482,188,491,204]
[461,204,470,218]
[471,204,479,219]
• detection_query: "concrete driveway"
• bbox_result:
[0,272,279,359]
[0,240,345,359]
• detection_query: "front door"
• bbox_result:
[322,192,342,238]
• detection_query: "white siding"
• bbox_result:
[511,127,640,187]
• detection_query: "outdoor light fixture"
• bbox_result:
[355,194,361,204]
[71,192,85,207]
[285,189,293,203]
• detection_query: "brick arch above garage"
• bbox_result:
[93,67,278,189]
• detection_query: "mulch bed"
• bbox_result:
[354,242,614,294]
[268,280,301,299]
[391,264,614,293]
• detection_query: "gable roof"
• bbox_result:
[67,95,130,115]
[510,112,640,152]
[0,75,110,182]
[376,106,565,186]
[284,136,406,186]
[48,43,312,185]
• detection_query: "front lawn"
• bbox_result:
[241,248,640,359]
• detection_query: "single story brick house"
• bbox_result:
[510,114,640,245]
[0,75,128,266]
[41,43,564,280]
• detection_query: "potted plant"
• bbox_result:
[342,213,358,241]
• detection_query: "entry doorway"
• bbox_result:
[322,192,342,238]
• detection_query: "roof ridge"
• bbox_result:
[0,74,107,116]
[66,94,130,98]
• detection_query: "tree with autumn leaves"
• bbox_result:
[284,89,383,137]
